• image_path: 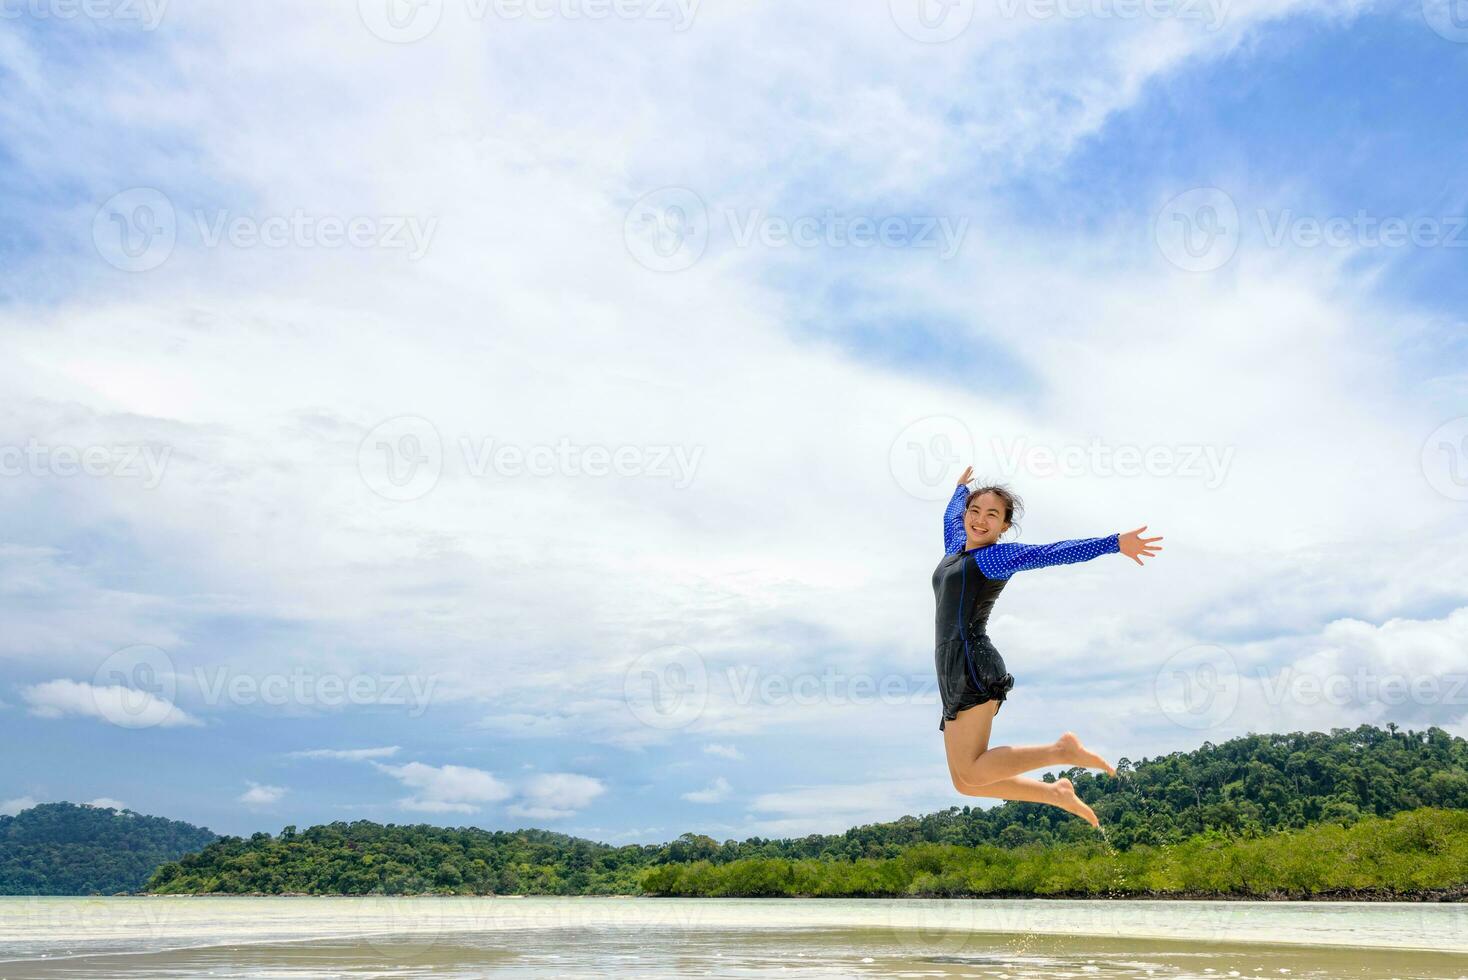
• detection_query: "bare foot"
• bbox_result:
[1051,777,1099,828]
[1056,731,1116,776]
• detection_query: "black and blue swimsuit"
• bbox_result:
[934,485,1119,731]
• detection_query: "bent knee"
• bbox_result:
[950,766,989,796]
[954,750,989,785]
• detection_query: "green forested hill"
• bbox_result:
[146,724,1468,896]
[0,802,218,895]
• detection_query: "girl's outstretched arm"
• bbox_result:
[973,535,1120,579]
[974,525,1163,578]
[943,466,973,555]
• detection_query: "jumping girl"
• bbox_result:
[935,466,1163,827]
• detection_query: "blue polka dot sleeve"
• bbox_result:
[943,484,970,555]
[972,534,1121,579]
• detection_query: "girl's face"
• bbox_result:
[964,492,1009,547]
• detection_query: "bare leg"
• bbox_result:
[942,700,1115,789]
[951,773,1099,827]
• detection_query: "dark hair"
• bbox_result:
[964,483,1024,538]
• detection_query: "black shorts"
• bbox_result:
[936,634,1014,731]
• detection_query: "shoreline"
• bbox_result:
[111,887,1467,902]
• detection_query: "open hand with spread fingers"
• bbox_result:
[1118,526,1164,566]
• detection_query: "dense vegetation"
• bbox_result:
[641,807,1468,899]
[147,823,646,896]
[145,724,1468,897]
[0,802,218,895]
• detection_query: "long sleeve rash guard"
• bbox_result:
[935,484,1119,644]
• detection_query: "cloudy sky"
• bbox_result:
[1,0,1465,841]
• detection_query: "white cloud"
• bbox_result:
[373,762,513,813]
[703,743,743,760]
[22,679,202,728]
[86,798,128,810]
[288,746,401,761]
[238,782,287,806]
[506,773,608,821]
[682,776,731,804]
[1,796,37,816]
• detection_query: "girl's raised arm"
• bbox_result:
[943,467,973,555]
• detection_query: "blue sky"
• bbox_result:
[1,0,1466,842]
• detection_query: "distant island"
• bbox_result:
[0,803,217,895]
[5,724,1465,899]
